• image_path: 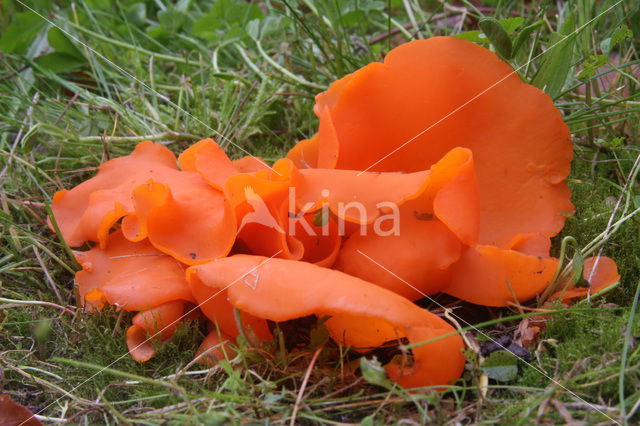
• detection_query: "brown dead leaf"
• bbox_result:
[514,317,542,349]
[0,394,42,426]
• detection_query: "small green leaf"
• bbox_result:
[600,25,632,56]
[499,17,524,34]
[481,350,518,382]
[360,356,393,388]
[360,416,375,426]
[223,25,245,42]
[36,52,85,73]
[0,11,46,54]
[566,251,585,288]
[197,412,229,426]
[146,25,169,40]
[598,136,624,151]
[192,16,222,39]
[33,318,53,344]
[47,27,84,60]
[309,318,330,349]
[20,123,41,154]
[262,391,284,406]
[454,30,489,44]
[260,15,292,39]
[335,1,385,27]
[124,2,147,26]
[512,20,543,56]
[532,13,577,98]
[158,5,187,33]
[246,19,260,40]
[313,209,329,227]
[193,0,263,41]
[175,0,191,13]
[578,54,607,81]
[478,17,512,59]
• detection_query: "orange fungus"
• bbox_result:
[48,37,621,391]
[187,255,465,388]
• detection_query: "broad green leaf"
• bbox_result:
[479,17,512,59]
[499,17,524,34]
[360,357,393,388]
[193,15,222,38]
[36,52,85,73]
[532,13,577,98]
[193,0,263,40]
[512,20,543,56]
[47,27,84,60]
[0,11,46,54]
[454,30,489,44]
[481,350,518,382]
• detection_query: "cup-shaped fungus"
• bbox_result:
[48,36,621,391]
[288,36,618,306]
[187,255,465,388]
[50,141,236,265]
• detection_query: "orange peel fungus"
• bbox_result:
[49,36,620,389]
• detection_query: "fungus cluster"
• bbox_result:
[50,37,619,389]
